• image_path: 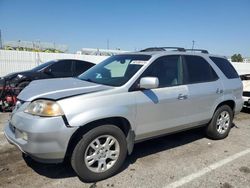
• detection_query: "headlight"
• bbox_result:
[24,100,64,117]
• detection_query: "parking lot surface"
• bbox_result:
[0,111,250,188]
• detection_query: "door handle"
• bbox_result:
[178,94,188,100]
[216,88,224,94]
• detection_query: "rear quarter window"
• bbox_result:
[209,57,239,79]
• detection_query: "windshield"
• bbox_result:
[31,61,55,71]
[78,54,151,86]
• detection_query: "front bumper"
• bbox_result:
[4,111,77,163]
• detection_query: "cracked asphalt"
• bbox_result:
[0,110,250,188]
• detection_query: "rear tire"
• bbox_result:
[206,105,233,140]
[71,124,127,182]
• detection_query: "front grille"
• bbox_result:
[244,101,250,107]
[243,91,250,97]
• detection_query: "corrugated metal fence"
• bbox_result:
[0,50,108,77]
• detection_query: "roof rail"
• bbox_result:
[140,47,165,52]
[140,47,186,52]
[186,49,209,54]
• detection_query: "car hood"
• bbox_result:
[3,70,32,80]
[18,77,113,101]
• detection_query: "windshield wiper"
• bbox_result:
[80,78,97,84]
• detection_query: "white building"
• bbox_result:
[76,48,128,56]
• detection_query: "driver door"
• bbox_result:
[133,55,189,140]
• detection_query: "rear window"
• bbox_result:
[209,57,239,79]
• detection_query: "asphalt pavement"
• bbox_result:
[0,111,249,188]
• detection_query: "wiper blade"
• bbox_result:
[81,78,97,83]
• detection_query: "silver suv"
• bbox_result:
[4,47,243,182]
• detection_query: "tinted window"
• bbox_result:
[183,55,218,84]
[210,57,239,79]
[74,61,94,76]
[142,55,183,87]
[49,60,72,73]
[31,61,55,71]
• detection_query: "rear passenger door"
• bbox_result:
[182,55,223,125]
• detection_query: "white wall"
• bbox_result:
[1,50,250,77]
[231,62,250,75]
[0,50,109,77]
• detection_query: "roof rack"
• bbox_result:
[186,49,209,54]
[140,47,209,54]
[140,47,186,52]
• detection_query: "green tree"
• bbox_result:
[231,54,243,62]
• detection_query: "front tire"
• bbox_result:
[71,124,127,182]
[206,105,233,140]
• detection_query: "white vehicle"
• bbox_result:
[241,74,250,107]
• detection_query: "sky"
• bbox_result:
[0,0,250,56]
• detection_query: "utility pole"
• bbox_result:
[192,40,195,51]
[0,29,3,49]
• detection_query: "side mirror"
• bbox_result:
[44,68,52,75]
[139,77,159,89]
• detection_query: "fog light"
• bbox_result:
[17,130,28,141]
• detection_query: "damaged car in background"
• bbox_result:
[0,59,94,111]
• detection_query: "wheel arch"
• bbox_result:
[215,100,235,112]
[65,116,134,161]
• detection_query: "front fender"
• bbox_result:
[58,90,137,130]
[67,106,135,129]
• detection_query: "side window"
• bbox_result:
[49,60,72,73]
[74,61,94,76]
[183,55,218,84]
[142,55,183,87]
[209,57,239,79]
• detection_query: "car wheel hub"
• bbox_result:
[216,111,230,134]
[84,135,120,173]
